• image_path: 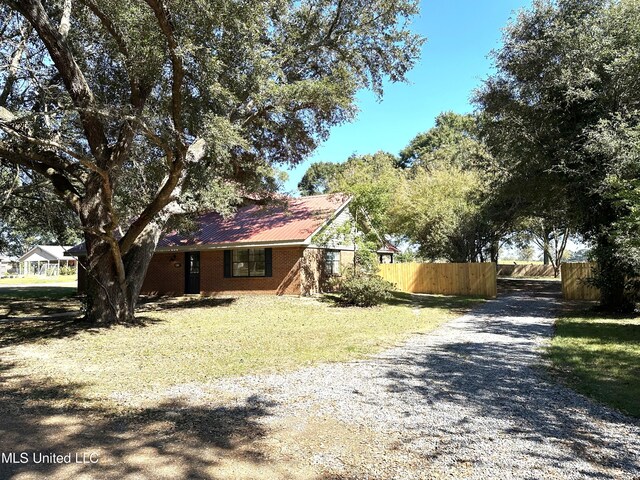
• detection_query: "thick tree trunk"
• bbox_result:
[122,222,164,302]
[77,139,199,324]
[490,239,499,263]
[543,242,551,265]
[85,247,135,324]
[80,220,175,322]
[83,221,164,324]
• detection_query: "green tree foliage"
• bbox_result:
[517,245,535,262]
[329,152,404,236]
[389,166,485,262]
[391,112,506,262]
[299,151,405,250]
[513,217,571,277]
[398,111,490,170]
[297,161,340,195]
[1,165,81,255]
[299,113,509,263]
[476,0,640,311]
[0,0,423,323]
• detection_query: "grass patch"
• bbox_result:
[0,286,80,319]
[0,275,77,285]
[549,310,640,418]
[1,293,481,399]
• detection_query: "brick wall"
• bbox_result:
[301,248,323,295]
[82,247,354,297]
[199,247,304,295]
[301,247,356,294]
[142,252,186,294]
[77,253,184,295]
[140,247,306,295]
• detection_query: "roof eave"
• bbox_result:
[67,238,312,256]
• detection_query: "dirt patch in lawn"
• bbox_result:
[0,368,409,480]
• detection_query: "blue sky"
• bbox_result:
[282,0,532,194]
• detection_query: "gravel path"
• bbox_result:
[205,282,640,479]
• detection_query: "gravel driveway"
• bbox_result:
[205,280,640,479]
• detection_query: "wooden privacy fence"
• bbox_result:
[497,264,556,277]
[561,263,600,301]
[379,262,497,298]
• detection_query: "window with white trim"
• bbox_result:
[325,250,341,276]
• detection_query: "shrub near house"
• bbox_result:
[337,274,395,307]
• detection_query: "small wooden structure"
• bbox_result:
[379,262,497,298]
[17,245,76,276]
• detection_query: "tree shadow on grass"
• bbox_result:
[0,361,275,479]
[549,310,640,418]
[0,295,240,348]
[137,295,237,312]
[0,316,166,348]
[556,319,640,342]
[0,286,81,319]
[0,286,77,300]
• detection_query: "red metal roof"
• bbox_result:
[377,242,401,253]
[158,193,350,248]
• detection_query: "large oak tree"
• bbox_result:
[0,0,422,323]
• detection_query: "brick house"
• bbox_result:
[74,193,395,296]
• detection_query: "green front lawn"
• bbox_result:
[2,293,481,401]
[0,274,77,285]
[0,286,80,319]
[549,311,640,418]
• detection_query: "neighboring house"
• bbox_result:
[0,255,18,277]
[70,194,395,296]
[17,245,77,276]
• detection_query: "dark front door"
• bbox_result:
[185,252,200,294]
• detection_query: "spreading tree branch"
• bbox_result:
[118,138,206,255]
[0,19,30,106]
[143,0,184,146]
[0,144,81,212]
[9,0,109,164]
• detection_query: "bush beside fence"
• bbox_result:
[379,262,497,299]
